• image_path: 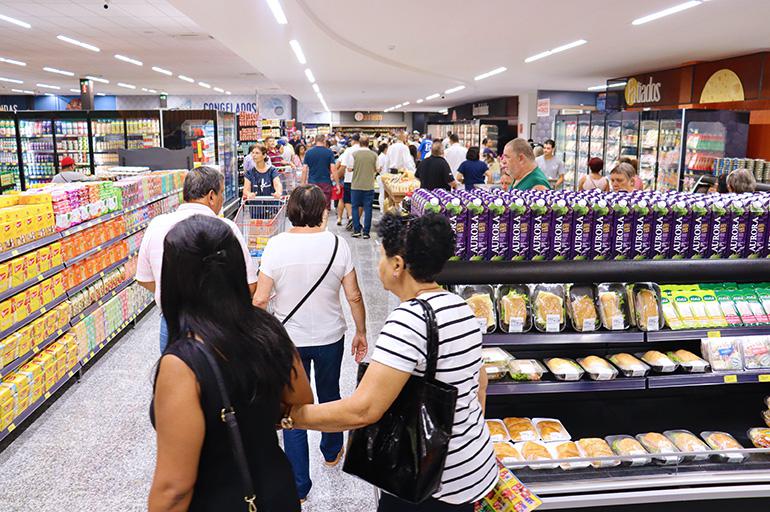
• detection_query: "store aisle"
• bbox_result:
[0,218,390,511]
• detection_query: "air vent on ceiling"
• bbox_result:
[171,33,214,41]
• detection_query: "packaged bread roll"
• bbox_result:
[503,417,538,442]
[533,418,570,442]
[576,438,620,468]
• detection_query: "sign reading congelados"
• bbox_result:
[624,77,662,106]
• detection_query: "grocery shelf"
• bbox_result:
[0,293,68,341]
[647,370,770,389]
[487,377,647,395]
[0,327,67,378]
[646,325,770,342]
[65,257,129,296]
[0,232,62,264]
[64,233,127,267]
[60,211,123,238]
[123,188,182,216]
[80,300,155,365]
[0,264,65,303]
[484,330,644,346]
[69,279,134,326]
[125,221,149,236]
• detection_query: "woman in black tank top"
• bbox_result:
[148,215,312,511]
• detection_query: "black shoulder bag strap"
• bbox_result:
[281,234,339,325]
[413,298,440,380]
[192,342,258,512]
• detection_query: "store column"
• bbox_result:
[79,78,94,110]
[517,92,539,140]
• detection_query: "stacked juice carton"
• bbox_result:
[412,189,770,261]
[0,194,56,251]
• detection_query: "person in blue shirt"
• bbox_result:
[417,136,433,161]
[302,134,337,208]
[244,144,283,199]
[456,146,491,191]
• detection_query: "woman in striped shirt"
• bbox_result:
[287,213,497,511]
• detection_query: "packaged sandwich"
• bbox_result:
[664,430,711,462]
[633,283,664,331]
[567,285,599,332]
[508,359,547,382]
[763,409,770,428]
[514,441,557,470]
[577,355,618,381]
[638,350,678,373]
[636,432,683,465]
[740,336,770,369]
[701,338,743,371]
[546,441,590,470]
[486,419,510,442]
[533,418,571,442]
[606,435,651,466]
[458,285,497,333]
[503,417,538,442]
[608,353,651,377]
[596,283,631,330]
[667,349,710,373]
[701,431,746,463]
[497,285,531,333]
[532,284,566,333]
[660,294,685,330]
[576,438,620,468]
[482,348,513,381]
[748,428,770,449]
[493,442,525,467]
[544,358,585,381]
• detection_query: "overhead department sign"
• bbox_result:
[624,77,662,106]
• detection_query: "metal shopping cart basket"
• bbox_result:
[235,197,287,263]
[277,165,300,196]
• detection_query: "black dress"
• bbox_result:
[151,339,300,512]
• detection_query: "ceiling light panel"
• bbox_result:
[474,66,507,81]
[304,69,315,83]
[0,57,25,66]
[525,39,587,63]
[43,66,74,76]
[632,1,702,25]
[36,83,60,89]
[0,76,23,84]
[69,88,80,93]
[57,35,100,52]
[416,99,424,104]
[266,0,288,24]
[178,75,195,83]
[312,83,320,93]
[425,93,440,100]
[213,87,224,93]
[117,82,136,89]
[289,40,306,64]
[85,75,109,84]
[0,14,31,29]
[152,66,172,76]
[115,54,143,66]
[445,85,466,94]
[198,81,211,88]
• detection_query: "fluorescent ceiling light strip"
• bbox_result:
[69,88,80,93]
[587,85,607,91]
[304,68,315,83]
[141,88,148,92]
[36,83,60,89]
[0,57,26,66]
[266,0,288,24]
[85,75,109,84]
[213,87,224,93]
[198,81,211,88]
[225,91,231,95]
[43,66,74,76]
[425,93,440,100]
[525,39,587,63]
[0,14,31,29]
[312,83,320,93]
[445,85,466,94]
[178,75,195,83]
[152,66,172,76]
[117,82,136,89]
[632,1,701,25]
[608,81,627,88]
[474,66,507,81]
[0,76,23,84]
[402,101,410,107]
[44,93,56,97]
[148,89,157,93]
[416,99,424,104]
[96,93,105,96]
[57,35,100,52]
[289,40,306,64]
[115,54,143,66]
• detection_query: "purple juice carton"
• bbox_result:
[591,199,612,260]
[727,198,749,259]
[708,199,729,259]
[487,196,510,261]
[689,200,711,259]
[464,196,490,261]
[410,189,436,216]
[570,197,593,260]
[746,198,769,258]
[529,197,552,261]
[651,200,674,260]
[610,197,633,260]
[435,194,468,261]
[550,198,573,261]
[631,199,653,260]
[669,200,693,260]
[508,196,531,261]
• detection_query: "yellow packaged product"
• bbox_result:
[19,362,44,402]
[50,242,63,267]
[24,251,38,280]
[0,220,11,250]
[15,325,32,356]
[0,384,14,419]
[10,256,26,288]
[0,299,12,331]
[0,332,19,366]
[28,284,41,313]
[11,292,29,324]
[40,277,54,305]
[51,273,65,299]
[0,261,10,293]
[0,195,18,208]
[39,353,58,391]
[4,373,31,413]
[44,344,66,381]
[37,246,51,273]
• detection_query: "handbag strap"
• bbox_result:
[281,234,339,325]
[413,298,440,380]
[192,342,258,512]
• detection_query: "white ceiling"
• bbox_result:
[1,0,770,113]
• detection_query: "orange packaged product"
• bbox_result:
[0,262,10,293]
[50,241,63,267]
[37,246,51,273]
[10,256,26,288]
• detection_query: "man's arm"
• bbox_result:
[300,164,308,185]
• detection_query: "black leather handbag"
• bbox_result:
[342,298,458,504]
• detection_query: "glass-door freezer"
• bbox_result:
[576,114,591,179]
[620,111,640,158]
[555,114,578,190]
[639,115,660,190]
[18,114,55,186]
[656,111,684,192]
[605,112,622,167]
[54,117,92,174]
[91,117,125,173]
[589,112,606,161]
[0,113,20,193]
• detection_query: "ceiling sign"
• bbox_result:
[625,77,662,106]
[536,98,551,117]
[354,112,383,122]
[473,103,490,116]
[700,69,745,103]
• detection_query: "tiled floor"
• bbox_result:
[0,211,392,511]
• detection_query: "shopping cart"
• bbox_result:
[235,197,287,263]
[277,165,301,196]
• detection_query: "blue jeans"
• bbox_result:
[159,314,169,353]
[351,189,374,235]
[284,338,345,499]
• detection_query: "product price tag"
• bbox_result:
[582,319,596,332]
[99,343,104,349]
[611,315,625,331]
[546,314,560,333]
[7,423,15,432]
[477,318,488,333]
[647,316,660,332]
[44,392,50,400]
[758,374,770,383]
[37,275,43,282]
[708,331,722,338]
[40,306,46,314]
[508,318,524,333]
[723,374,738,384]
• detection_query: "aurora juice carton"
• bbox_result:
[746,198,769,258]
[570,197,593,260]
[727,198,749,259]
[464,196,490,261]
[669,200,693,260]
[550,198,573,261]
[651,200,674,260]
[529,197,552,261]
[689,200,711,259]
[610,197,633,260]
[507,196,531,261]
[591,199,612,260]
[487,196,510,261]
[631,199,653,260]
[435,193,468,261]
[708,199,729,259]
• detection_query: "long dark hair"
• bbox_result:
[160,215,294,403]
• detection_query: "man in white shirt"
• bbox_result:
[536,138,567,189]
[136,166,258,352]
[337,134,364,230]
[444,133,468,173]
[386,131,416,173]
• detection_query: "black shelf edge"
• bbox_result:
[0,293,68,341]
[646,325,770,342]
[437,259,770,285]
[64,233,126,267]
[0,326,67,379]
[483,330,645,346]
[69,279,134,326]
[0,232,62,264]
[647,370,770,389]
[487,377,647,395]
[0,264,65,303]
[65,257,129,297]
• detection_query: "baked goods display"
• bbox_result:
[608,353,651,377]
[503,417,538,442]
[748,428,770,449]
[482,347,512,381]
[598,290,626,330]
[667,349,710,373]
[486,419,509,442]
[636,432,683,464]
[493,442,523,465]
[549,441,589,470]
[576,438,619,468]
[515,441,557,469]
[639,350,678,373]
[499,286,530,333]
[465,292,496,332]
[664,430,711,461]
[508,359,547,382]
[567,285,599,332]
[533,286,566,333]
[634,284,663,331]
[701,431,747,462]
[533,418,570,442]
[576,355,618,381]
[607,435,651,466]
[544,358,584,381]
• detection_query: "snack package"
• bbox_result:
[576,438,620,468]
[486,419,510,442]
[508,197,531,261]
[498,285,531,333]
[748,428,770,449]
[689,200,712,259]
[701,338,743,371]
[631,199,654,260]
[669,200,693,260]
[546,441,590,471]
[765,409,770,427]
[672,292,699,328]
[570,197,593,260]
[533,418,571,442]
[732,291,758,325]
[493,442,525,468]
[608,353,651,377]
[664,430,711,462]
[638,350,678,373]
[577,356,618,381]
[591,199,613,260]
[482,347,513,381]
[514,441,557,470]
[606,435,651,466]
[544,358,584,381]
[529,198,552,261]
[633,283,663,331]
[741,337,770,369]
[596,283,630,330]
[487,196,510,261]
[660,294,685,330]
[532,284,566,333]
[651,200,674,260]
[636,432,683,465]
[716,290,743,326]
[503,417,538,442]
[701,290,728,328]
[746,199,769,258]
[708,200,729,259]
[567,285,599,332]
[747,292,770,324]
[701,431,746,463]
[458,285,497,333]
[667,349,710,373]
[508,359,547,382]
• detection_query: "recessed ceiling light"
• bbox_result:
[213,87,224,93]
[0,76,23,84]
[141,88,148,92]
[57,35,100,52]
[402,101,410,107]
[312,83,320,93]
[304,69,315,83]
[289,40,306,65]
[96,93,105,96]
[36,83,60,89]
[525,39,587,63]
[445,85,466,94]
[632,1,702,25]
[148,89,157,93]
[587,84,607,91]
[152,66,172,76]
[0,57,26,66]
[85,75,109,84]
[474,66,507,81]
[115,54,143,66]
[0,14,31,29]
[43,66,74,76]
[425,93,440,100]
[225,91,231,95]
[117,82,136,89]
[69,88,80,93]
[416,99,424,104]
[178,75,195,83]
[198,81,211,88]
[266,0,288,24]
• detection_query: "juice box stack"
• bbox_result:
[0,194,56,251]
[63,240,129,291]
[60,216,126,262]
[412,189,770,261]
[48,182,123,231]
[0,301,71,368]
[0,273,67,333]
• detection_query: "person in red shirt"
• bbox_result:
[265,137,286,167]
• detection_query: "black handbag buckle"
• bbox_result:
[220,406,235,423]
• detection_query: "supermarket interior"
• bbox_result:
[3,0,770,511]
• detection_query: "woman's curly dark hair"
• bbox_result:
[377,212,455,282]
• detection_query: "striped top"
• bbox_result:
[371,291,497,504]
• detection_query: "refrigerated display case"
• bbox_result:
[91,117,124,173]
[481,123,499,149]
[217,111,238,205]
[427,121,481,148]
[0,114,20,193]
[555,114,578,190]
[620,111,640,158]
[638,115,660,190]
[18,115,55,186]
[655,112,684,192]
[126,116,161,150]
[605,113,622,167]
[54,118,91,173]
[589,112,606,161]
[576,114,591,177]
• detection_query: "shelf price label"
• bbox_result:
[758,375,770,383]
[707,331,721,338]
[8,423,15,432]
[44,392,51,400]
[723,375,738,384]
